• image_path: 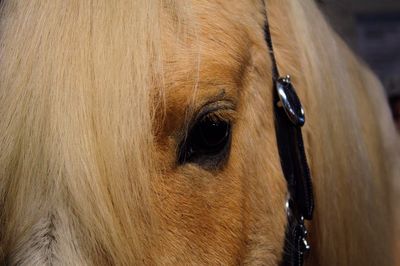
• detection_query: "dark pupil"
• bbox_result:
[199,119,229,148]
[193,118,230,152]
[178,114,231,165]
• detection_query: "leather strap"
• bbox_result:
[262,5,314,266]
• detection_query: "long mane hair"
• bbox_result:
[0,1,163,264]
[0,0,399,265]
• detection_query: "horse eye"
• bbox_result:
[178,114,232,167]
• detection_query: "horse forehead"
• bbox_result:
[160,1,262,107]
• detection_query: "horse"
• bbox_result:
[0,0,399,265]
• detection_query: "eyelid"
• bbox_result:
[191,101,237,128]
[200,109,236,124]
[180,101,236,143]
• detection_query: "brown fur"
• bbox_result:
[0,0,399,265]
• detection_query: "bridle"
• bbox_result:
[263,4,315,266]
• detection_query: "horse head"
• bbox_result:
[0,0,399,265]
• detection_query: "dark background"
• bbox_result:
[317,0,400,98]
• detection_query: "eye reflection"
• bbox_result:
[178,110,232,168]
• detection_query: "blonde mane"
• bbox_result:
[0,1,165,264]
[0,0,399,265]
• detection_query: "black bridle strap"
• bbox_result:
[263,4,314,266]
[263,13,279,81]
